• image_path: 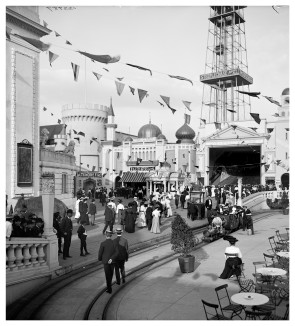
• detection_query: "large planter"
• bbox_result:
[178,255,195,273]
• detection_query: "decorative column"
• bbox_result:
[237,177,243,206]
[149,181,152,194]
[146,180,149,199]
[41,173,59,270]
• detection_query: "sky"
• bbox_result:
[37,5,289,142]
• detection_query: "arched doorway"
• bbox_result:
[281,173,289,189]
[83,178,96,194]
[115,176,121,188]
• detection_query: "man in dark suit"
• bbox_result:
[205,196,213,224]
[113,227,129,285]
[103,202,115,234]
[98,229,118,293]
[60,209,73,260]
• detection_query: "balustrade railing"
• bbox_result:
[6,238,49,273]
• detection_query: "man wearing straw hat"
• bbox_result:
[113,227,129,285]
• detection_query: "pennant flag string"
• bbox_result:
[71,62,80,81]
[168,75,193,86]
[49,51,59,67]
[160,95,177,114]
[237,90,261,98]
[138,89,148,103]
[115,81,125,96]
[263,95,282,107]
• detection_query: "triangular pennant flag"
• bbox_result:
[71,62,80,81]
[43,107,47,111]
[78,51,120,64]
[231,125,237,130]
[57,119,61,124]
[237,90,260,98]
[157,101,164,107]
[184,113,191,124]
[106,168,109,171]
[214,122,221,129]
[73,129,77,134]
[160,95,176,114]
[117,77,124,81]
[206,171,210,175]
[250,113,261,124]
[138,89,148,103]
[201,118,206,125]
[55,31,61,37]
[51,113,54,116]
[78,131,85,137]
[93,72,102,81]
[263,95,281,107]
[103,173,107,177]
[249,127,257,132]
[285,128,289,131]
[66,40,72,45]
[129,86,135,95]
[126,63,152,76]
[227,109,237,113]
[74,137,80,144]
[267,128,274,134]
[90,140,93,145]
[49,51,59,67]
[9,205,13,216]
[182,101,192,111]
[92,166,96,172]
[264,164,270,172]
[276,160,281,165]
[169,75,193,86]
[43,20,48,28]
[115,81,125,96]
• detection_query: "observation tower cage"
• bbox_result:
[200,6,253,127]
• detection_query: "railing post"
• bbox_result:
[22,244,32,268]
[15,245,24,270]
[7,245,17,271]
[41,173,59,271]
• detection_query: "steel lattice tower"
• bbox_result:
[200,6,253,127]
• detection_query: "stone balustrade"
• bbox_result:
[263,190,289,199]
[6,238,49,273]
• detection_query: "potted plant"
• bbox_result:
[171,214,199,273]
[280,191,289,215]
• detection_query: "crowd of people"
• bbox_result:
[6,204,44,240]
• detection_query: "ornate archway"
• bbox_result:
[83,178,96,193]
[115,176,121,188]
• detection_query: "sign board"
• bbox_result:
[200,68,253,84]
[129,166,156,172]
[76,171,102,178]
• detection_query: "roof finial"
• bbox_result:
[149,112,151,124]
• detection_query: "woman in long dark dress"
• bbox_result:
[124,203,136,233]
[219,236,242,279]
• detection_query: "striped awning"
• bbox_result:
[121,171,147,183]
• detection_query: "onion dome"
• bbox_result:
[124,136,133,142]
[282,88,289,96]
[175,123,196,144]
[138,122,161,138]
[157,133,167,140]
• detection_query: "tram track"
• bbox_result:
[7,210,276,320]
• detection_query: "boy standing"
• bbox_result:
[77,221,90,256]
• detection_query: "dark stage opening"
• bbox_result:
[209,146,261,185]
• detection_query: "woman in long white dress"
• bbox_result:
[137,202,147,227]
[74,198,81,223]
[150,207,161,234]
[165,196,173,217]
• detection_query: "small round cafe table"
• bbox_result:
[276,251,289,259]
[257,267,287,277]
[231,293,269,307]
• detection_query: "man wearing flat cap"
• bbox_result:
[60,209,73,260]
[98,228,118,293]
[113,227,129,285]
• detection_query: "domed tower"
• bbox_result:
[62,103,108,170]
[279,88,289,119]
[175,123,196,144]
[138,121,162,138]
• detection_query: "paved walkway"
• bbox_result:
[57,197,208,271]
[105,212,289,320]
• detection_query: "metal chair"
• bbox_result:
[214,284,244,319]
[263,253,278,267]
[275,230,288,244]
[245,310,271,320]
[236,276,255,293]
[201,299,230,320]
[268,236,286,254]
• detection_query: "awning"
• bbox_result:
[121,172,147,183]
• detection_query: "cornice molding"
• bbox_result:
[6,8,51,37]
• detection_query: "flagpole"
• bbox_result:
[84,54,87,106]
